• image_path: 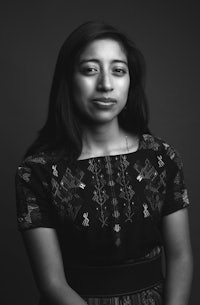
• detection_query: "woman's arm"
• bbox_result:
[22,228,87,305]
[162,208,193,305]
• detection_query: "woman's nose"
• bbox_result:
[97,72,113,92]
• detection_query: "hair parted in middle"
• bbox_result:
[25,21,150,161]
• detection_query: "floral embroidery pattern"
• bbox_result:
[88,158,109,227]
[145,170,167,213]
[16,135,190,305]
[16,134,190,234]
[52,167,85,221]
[105,156,122,232]
[134,159,158,182]
[134,159,167,213]
[116,155,135,222]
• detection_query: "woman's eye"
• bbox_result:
[81,67,98,74]
[113,68,127,75]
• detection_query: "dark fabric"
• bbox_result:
[15,134,189,303]
[65,254,163,297]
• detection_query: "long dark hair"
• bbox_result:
[25,21,150,161]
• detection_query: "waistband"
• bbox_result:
[65,254,164,297]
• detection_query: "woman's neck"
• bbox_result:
[79,121,138,159]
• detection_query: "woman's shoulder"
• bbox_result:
[140,133,175,151]
[16,151,68,189]
[16,150,72,181]
[16,151,63,178]
[19,151,55,167]
[140,133,183,168]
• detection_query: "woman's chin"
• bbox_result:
[86,114,118,126]
[78,110,119,126]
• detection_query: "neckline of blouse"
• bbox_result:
[77,133,144,162]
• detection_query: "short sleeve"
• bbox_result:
[15,155,55,231]
[162,147,190,216]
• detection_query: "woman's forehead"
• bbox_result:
[78,38,128,63]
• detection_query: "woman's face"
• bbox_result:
[73,38,130,125]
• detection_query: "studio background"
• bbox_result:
[1,1,199,304]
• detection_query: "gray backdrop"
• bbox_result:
[1,0,199,304]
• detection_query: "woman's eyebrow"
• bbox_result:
[79,59,128,66]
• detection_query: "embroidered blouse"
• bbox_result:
[15,134,189,267]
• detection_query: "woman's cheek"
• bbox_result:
[118,78,130,99]
[78,77,96,97]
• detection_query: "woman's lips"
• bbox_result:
[92,98,117,107]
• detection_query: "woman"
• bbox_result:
[15,21,193,305]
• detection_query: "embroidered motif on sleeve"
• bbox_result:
[173,171,189,207]
[17,186,42,227]
[17,166,31,182]
[163,143,183,169]
[26,155,47,164]
[182,189,190,206]
[173,171,189,204]
[174,191,184,201]
[174,171,181,185]
[16,162,46,228]
[24,202,41,224]
[140,134,161,151]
